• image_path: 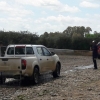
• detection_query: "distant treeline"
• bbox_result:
[0,26,100,50]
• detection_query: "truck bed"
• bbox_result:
[0,57,22,77]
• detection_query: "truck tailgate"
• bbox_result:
[0,57,21,72]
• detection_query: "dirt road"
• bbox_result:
[1,55,100,100]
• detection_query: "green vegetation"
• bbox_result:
[0,26,100,50]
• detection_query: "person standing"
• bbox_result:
[90,40,98,69]
[0,41,3,56]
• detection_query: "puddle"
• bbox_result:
[75,65,93,70]
[6,78,16,82]
[64,64,93,74]
[64,70,76,74]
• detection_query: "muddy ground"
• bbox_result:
[0,55,100,100]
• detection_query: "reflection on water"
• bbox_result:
[6,78,16,83]
[64,64,93,74]
[75,65,93,70]
[64,70,76,74]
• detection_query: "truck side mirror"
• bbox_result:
[51,52,55,55]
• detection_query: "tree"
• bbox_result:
[85,27,92,34]
[63,26,73,37]
[63,26,86,38]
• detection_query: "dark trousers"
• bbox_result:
[93,57,97,69]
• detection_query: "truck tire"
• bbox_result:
[53,63,60,78]
[32,67,39,84]
[0,77,6,85]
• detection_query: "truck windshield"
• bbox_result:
[7,47,34,55]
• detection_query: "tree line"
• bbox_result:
[0,26,100,50]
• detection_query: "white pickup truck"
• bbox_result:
[0,44,61,84]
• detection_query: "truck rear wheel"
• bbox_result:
[32,67,39,84]
[53,63,60,78]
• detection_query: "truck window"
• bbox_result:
[7,47,14,55]
[26,47,34,54]
[15,47,24,54]
[42,47,51,56]
[37,47,43,56]
[7,47,34,55]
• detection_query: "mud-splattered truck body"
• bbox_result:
[0,44,61,84]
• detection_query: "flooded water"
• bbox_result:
[75,64,93,70]
[3,65,94,86]
[64,64,93,74]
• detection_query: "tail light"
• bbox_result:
[21,59,26,69]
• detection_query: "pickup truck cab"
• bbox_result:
[0,44,61,84]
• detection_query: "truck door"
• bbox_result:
[36,47,47,73]
[42,47,55,71]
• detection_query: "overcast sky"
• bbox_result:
[0,0,100,35]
